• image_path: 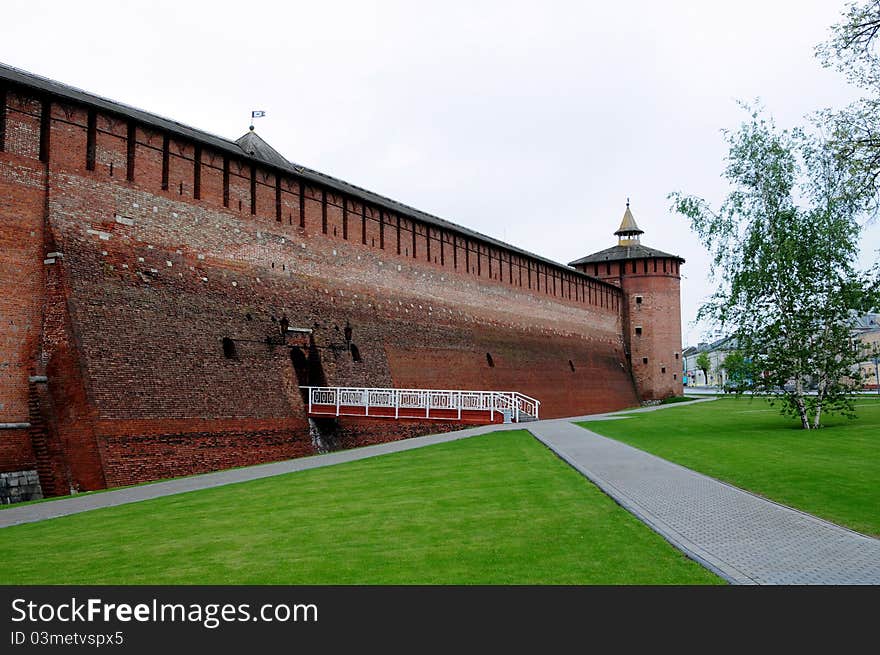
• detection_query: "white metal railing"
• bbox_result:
[303,386,540,422]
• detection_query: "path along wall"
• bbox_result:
[0,87,637,493]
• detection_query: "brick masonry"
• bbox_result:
[0,74,681,497]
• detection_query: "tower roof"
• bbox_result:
[614,202,644,237]
[568,200,685,267]
[235,130,291,168]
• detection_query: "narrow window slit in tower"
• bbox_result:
[299,181,305,228]
[321,189,328,234]
[39,99,51,162]
[193,146,202,200]
[275,175,282,222]
[486,352,495,368]
[0,86,6,152]
[222,157,230,207]
[86,109,97,171]
[126,122,136,181]
[161,135,170,190]
[222,337,237,359]
[250,164,256,215]
[342,198,348,240]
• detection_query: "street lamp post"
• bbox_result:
[873,356,879,395]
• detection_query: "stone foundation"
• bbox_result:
[0,470,43,504]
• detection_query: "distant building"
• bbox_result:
[854,313,880,389]
[682,312,880,389]
[681,337,736,387]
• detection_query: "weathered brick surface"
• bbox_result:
[577,258,684,400]
[0,81,657,494]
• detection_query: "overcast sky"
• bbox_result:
[3,0,877,344]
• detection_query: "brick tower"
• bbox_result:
[569,202,684,400]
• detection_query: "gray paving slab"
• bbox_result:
[527,419,880,585]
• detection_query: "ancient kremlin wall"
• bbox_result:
[0,64,672,500]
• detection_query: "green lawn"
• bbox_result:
[0,431,719,585]
[580,397,880,537]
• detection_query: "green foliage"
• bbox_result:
[670,106,879,428]
[581,396,880,536]
[721,350,753,391]
[695,352,712,383]
[0,432,719,584]
[816,1,880,214]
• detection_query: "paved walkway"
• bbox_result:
[530,418,880,585]
[3,399,878,584]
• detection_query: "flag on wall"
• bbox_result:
[251,110,266,118]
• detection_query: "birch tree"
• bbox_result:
[670,108,878,429]
[816,1,880,216]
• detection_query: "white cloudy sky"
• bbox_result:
[3,0,877,344]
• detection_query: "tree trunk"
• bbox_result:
[792,382,811,430]
[813,384,825,429]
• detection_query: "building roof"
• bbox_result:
[853,313,880,332]
[0,61,619,288]
[235,130,291,169]
[614,204,643,237]
[682,336,738,355]
[569,243,684,266]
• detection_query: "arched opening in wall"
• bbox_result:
[635,326,643,336]
[350,343,362,363]
[569,360,575,372]
[290,348,310,388]
[635,295,643,305]
[222,337,237,359]
[642,357,648,365]
[661,367,666,374]
[344,323,352,343]
[486,352,495,368]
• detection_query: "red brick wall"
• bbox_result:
[0,93,46,473]
[621,266,683,400]
[581,256,684,400]
[1,84,640,492]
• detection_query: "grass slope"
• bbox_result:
[0,431,719,585]
[581,397,880,537]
